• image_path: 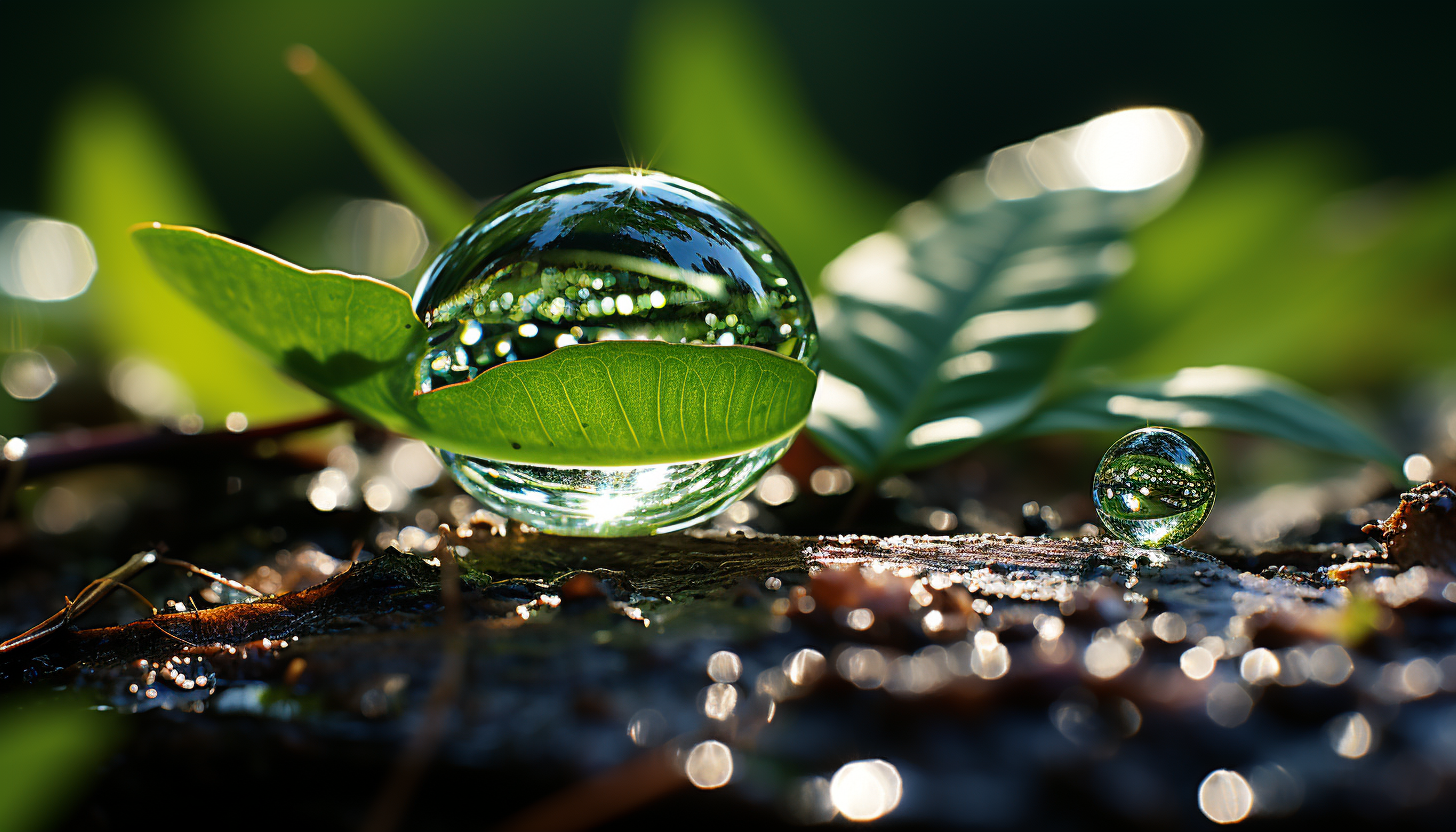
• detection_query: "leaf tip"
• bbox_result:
[285,44,318,76]
[127,220,165,235]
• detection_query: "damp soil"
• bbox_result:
[2,427,1456,831]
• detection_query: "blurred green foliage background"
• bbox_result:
[1,4,1452,823]
[3,0,1453,466]
[0,697,120,832]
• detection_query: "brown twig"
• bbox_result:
[1,551,162,653]
[0,550,443,675]
[0,550,266,654]
[1,409,349,482]
[154,557,267,599]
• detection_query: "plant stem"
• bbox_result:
[1,410,349,483]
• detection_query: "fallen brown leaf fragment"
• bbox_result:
[1363,481,1456,570]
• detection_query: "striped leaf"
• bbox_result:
[1014,366,1400,470]
[809,111,1198,477]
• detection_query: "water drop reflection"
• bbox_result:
[699,683,738,721]
[783,648,826,686]
[1151,611,1187,643]
[1328,712,1373,758]
[685,740,733,789]
[0,216,97,301]
[1403,453,1434,483]
[1180,646,1215,681]
[414,168,818,535]
[1198,769,1253,824]
[1084,635,1133,679]
[1239,648,1280,685]
[706,650,742,683]
[829,759,902,822]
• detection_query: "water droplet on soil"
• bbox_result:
[1092,427,1214,547]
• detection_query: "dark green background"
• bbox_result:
[4,0,1449,235]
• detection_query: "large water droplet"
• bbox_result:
[1092,427,1214,547]
[413,168,817,535]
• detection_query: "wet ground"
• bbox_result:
[2,431,1456,830]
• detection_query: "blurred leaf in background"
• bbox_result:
[48,85,323,425]
[627,0,898,294]
[807,109,1397,482]
[1016,365,1401,470]
[809,109,1198,478]
[1065,138,1456,392]
[0,698,121,832]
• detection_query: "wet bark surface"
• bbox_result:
[2,495,1454,830]
[4,410,1456,832]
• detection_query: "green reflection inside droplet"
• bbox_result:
[1092,427,1215,547]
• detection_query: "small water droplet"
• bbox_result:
[1092,427,1214,547]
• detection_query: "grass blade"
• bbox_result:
[287,45,478,243]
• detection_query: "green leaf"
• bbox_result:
[626,0,897,295]
[132,224,423,435]
[1061,139,1353,378]
[0,698,122,832]
[48,85,324,424]
[415,340,816,466]
[286,45,478,243]
[809,113,1199,478]
[1015,365,1399,469]
[132,226,817,466]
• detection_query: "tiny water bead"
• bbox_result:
[413,168,817,535]
[1092,427,1215,547]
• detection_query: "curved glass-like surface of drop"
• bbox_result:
[1092,427,1215,547]
[413,168,817,535]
